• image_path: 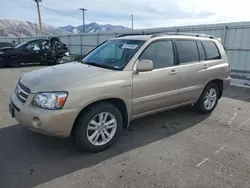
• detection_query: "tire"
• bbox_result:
[0,62,4,68]
[53,57,58,65]
[74,103,123,153]
[8,56,20,68]
[195,83,219,114]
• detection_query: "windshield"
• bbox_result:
[15,41,29,48]
[82,39,145,70]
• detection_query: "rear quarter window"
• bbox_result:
[202,41,221,60]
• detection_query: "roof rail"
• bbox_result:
[116,32,147,38]
[151,32,216,39]
[116,31,220,42]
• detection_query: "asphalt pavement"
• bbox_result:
[0,66,250,188]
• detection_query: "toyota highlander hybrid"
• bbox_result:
[9,33,231,152]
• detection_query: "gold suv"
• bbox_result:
[9,33,231,152]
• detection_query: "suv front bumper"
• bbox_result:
[10,93,79,137]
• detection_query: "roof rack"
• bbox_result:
[151,32,216,39]
[116,31,149,38]
[116,31,218,41]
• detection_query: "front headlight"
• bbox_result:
[0,52,4,55]
[33,92,68,110]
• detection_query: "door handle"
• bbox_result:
[203,64,209,69]
[169,70,178,75]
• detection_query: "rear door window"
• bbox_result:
[175,40,199,64]
[140,40,174,69]
[202,41,221,60]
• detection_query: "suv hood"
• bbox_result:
[20,62,114,92]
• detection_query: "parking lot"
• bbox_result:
[0,66,250,188]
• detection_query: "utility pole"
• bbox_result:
[34,0,43,35]
[79,8,87,33]
[35,23,38,36]
[131,14,134,30]
[17,24,22,37]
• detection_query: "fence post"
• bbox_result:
[97,33,100,45]
[80,34,83,56]
[68,34,70,55]
[223,26,228,47]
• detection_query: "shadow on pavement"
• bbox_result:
[0,106,209,188]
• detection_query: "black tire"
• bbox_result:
[0,62,4,68]
[8,56,20,67]
[47,57,57,66]
[195,83,219,114]
[74,103,123,153]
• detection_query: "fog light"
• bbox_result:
[32,117,41,128]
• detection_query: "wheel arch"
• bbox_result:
[71,98,129,136]
[205,79,223,99]
[7,54,21,61]
[7,54,22,66]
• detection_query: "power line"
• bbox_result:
[44,0,72,5]
[40,6,101,25]
[40,5,131,28]
[40,5,82,19]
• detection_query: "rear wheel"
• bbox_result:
[8,56,20,67]
[195,83,219,114]
[74,103,123,153]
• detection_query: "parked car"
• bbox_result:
[9,33,231,152]
[0,42,15,49]
[0,37,68,67]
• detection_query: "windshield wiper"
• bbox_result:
[84,61,116,70]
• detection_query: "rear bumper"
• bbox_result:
[223,76,231,90]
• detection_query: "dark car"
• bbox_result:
[0,37,68,67]
[0,42,15,49]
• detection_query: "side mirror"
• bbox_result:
[135,60,153,73]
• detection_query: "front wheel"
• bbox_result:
[8,56,20,67]
[195,83,219,114]
[74,103,123,153]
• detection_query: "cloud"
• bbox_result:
[0,0,249,29]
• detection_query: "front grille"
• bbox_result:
[16,82,30,103]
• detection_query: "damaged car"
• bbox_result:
[0,37,69,67]
[0,42,15,49]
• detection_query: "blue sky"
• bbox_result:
[0,0,249,28]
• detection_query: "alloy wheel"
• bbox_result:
[86,112,117,146]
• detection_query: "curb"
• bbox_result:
[230,78,250,88]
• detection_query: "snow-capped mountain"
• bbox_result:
[0,19,130,37]
[79,22,130,33]
[59,25,80,33]
[61,22,130,33]
[0,19,70,37]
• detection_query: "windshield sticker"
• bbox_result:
[121,44,138,49]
